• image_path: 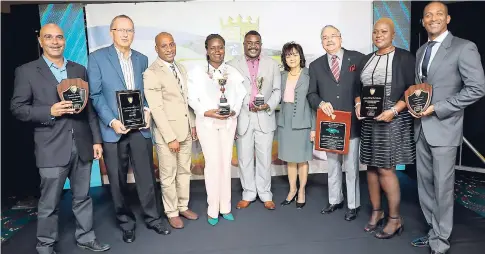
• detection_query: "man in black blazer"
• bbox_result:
[10,24,110,254]
[307,25,364,221]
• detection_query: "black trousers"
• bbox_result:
[103,131,162,231]
[37,141,95,254]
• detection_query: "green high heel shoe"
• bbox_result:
[221,213,234,221]
[208,217,219,226]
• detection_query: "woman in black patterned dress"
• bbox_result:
[354,18,416,239]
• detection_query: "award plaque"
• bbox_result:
[218,78,231,116]
[361,85,385,118]
[116,90,145,129]
[57,78,89,113]
[405,83,432,117]
[254,77,265,107]
[315,110,351,155]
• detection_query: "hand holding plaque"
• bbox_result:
[315,110,351,155]
[360,85,384,118]
[57,78,89,113]
[254,77,265,107]
[116,90,145,129]
[405,83,432,117]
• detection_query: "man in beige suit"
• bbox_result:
[144,32,198,229]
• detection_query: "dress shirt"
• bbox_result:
[115,46,135,90]
[187,62,246,129]
[327,48,344,71]
[419,30,449,78]
[42,55,67,83]
[160,58,183,88]
[246,56,260,108]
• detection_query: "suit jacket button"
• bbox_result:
[185,114,187,117]
[337,96,340,99]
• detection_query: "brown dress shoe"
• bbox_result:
[236,200,252,209]
[180,209,199,220]
[264,201,276,210]
[168,216,184,229]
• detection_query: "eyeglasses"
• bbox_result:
[322,35,341,41]
[111,28,134,34]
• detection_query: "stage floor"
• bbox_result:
[2,172,485,254]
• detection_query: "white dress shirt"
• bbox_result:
[419,30,449,78]
[160,58,183,88]
[115,46,136,90]
[187,62,246,129]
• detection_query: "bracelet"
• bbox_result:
[354,102,361,108]
[391,107,398,116]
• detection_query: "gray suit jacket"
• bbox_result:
[415,32,485,146]
[227,55,281,135]
[277,68,315,131]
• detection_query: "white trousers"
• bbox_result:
[197,118,237,218]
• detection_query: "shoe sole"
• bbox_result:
[77,244,110,252]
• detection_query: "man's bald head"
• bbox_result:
[154,32,176,63]
[38,23,65,60]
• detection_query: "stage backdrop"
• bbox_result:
[39,1,411,187]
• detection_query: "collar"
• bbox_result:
[158,57,176,68]
[42,55,67,69]
[327,48,344,60]
[208,62,227,72]
[245,55,260,63]
[114,45,132,59]
[429,30,449,43]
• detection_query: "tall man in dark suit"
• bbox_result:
[411,2,485,254]
[307,25,364,221]
[10,23,110,254]
[87,15,170,243]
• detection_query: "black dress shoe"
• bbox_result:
[147,223,171,235]
[344,208,358,221]
[321,202,344,214]
[296,201,306,209]
[77,240,111,252]
[411,235,429,247]
[122,230,135,243]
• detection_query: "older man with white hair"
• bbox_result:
[307,25,364,221]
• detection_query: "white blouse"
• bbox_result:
[187,62,247,129]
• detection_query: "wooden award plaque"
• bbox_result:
[315,110,352,155]
[405,83,433,117]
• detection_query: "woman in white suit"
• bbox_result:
[187,34,246,226]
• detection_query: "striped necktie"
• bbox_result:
[331,55,340,82]
[170,64,182,90]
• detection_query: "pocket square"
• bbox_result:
[349,64,356,72]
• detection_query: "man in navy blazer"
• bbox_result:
[87,15,170,243]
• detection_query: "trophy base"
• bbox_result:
[254,96,265,107]
[218,103,231,116]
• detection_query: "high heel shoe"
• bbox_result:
[280,191,297,206]
[375,216,404,239]
[364,209,385,232]
[296,191,306,209]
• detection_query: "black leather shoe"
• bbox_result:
[411,235,429,247]
[321,202,344,214]
[296,201,306,209]
[344,208,358,221]
[122,230,135,243]
[281,192,297,206]
[77,240,111,252]
[147,223,171,235]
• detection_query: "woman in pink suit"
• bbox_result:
[187,34,246,226]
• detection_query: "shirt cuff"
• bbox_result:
[109,119,116,127]
[144,107,150,112]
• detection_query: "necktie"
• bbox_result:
[331,55,340,82]
[170,64,182,90]
[421,41,437,80]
